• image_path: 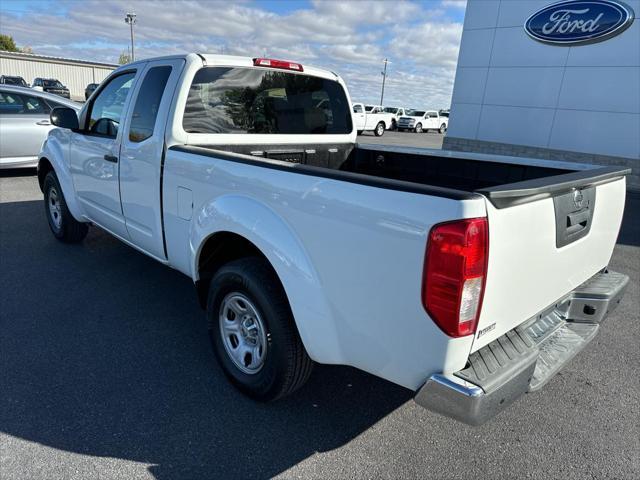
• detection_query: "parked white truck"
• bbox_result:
[38,54,629,425]
[352,103,387,136]
[397,109,448,133]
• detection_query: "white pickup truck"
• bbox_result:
[352,103,388,136]
[38,53,629,425]
[397,109,448,133]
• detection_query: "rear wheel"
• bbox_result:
[415,123,423,133]
[439,123,447,134]
[43,171,88,243]
[374,122,385,136]
[207,258,313,401]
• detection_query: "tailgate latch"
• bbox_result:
[553,187,596,248]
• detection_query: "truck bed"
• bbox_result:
[178,142,629,208]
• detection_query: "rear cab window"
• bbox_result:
[182,67,352,134]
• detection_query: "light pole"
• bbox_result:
[125,12,137,61]
[380,58,388,106]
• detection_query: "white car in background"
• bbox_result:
[381,106,406,130]
[352,102,387,136]
[364,105,406,131]
[397,109,448,134]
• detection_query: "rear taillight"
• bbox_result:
[253,58,304,72]
[422,217,488,337]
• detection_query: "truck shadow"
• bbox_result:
[0,198,412,480]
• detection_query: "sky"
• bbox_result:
[0,0,467,108]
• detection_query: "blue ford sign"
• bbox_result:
[525,0,635,45]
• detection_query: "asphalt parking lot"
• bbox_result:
[358,129,445,149]
[1,150,638,479]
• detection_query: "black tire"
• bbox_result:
[439,123,447,134]
[391,119,397,131]
[43,171,88,243]
[374,122,385,136]
[415,123,423,133]
[207,257,313,401]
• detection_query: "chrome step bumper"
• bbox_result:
[414,270,629,426]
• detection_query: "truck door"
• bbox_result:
[118,59,184,260]
[69,70,138,238]
[352,103,366,131]
[426,111,438,130]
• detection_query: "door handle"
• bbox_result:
[103,154,118,163]
[36,120,51,126]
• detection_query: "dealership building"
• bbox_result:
[445,0,640,189]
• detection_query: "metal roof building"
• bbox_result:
[0,50,117,100]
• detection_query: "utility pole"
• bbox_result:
[380,58,388,106]
[125,12,137,61]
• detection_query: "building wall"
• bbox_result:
[0,52,116,101]
[445,0,640,189]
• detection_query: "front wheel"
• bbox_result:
[415,123,423,133]
[43,171,88,243]
[207,258,313,401]
[374,122,385,136]
[439,123,447,134]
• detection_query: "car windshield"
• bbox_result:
[4,77,27,86]
[183,66,352,134]
[383,107,398,114]
[405,110,425,116]
[43,80,63,88]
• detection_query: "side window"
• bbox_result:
[353,104,363,113]
[0,92,24,113]
[427,112,438,118]
[87,72,136,138]
[128,66,171,142]
[0,92,49,114]
[22,95,50,114]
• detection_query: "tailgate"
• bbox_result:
[472,173,627,351]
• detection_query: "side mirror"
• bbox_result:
[50,107,79,130]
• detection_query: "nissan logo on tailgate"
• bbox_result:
[525,0,635,45]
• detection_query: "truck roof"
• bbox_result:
[120,53,340,82]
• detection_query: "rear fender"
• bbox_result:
[190,194,341,364]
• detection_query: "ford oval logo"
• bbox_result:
[525,0,635,45]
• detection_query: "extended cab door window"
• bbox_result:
[86,72,136,137]
[128,66,172,142]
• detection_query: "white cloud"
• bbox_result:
[0,0,465,108]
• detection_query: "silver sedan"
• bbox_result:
[0,85,81,169]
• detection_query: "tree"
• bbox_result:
[118,52,131,65]
[0,34,18,52]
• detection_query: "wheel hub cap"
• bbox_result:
[219,293,267,374]
[48,187,62,229]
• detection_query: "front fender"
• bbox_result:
[190,194,343,364]
[39,129,84,221]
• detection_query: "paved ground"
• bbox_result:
[1,154,638,479]
[358,129,444,148]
